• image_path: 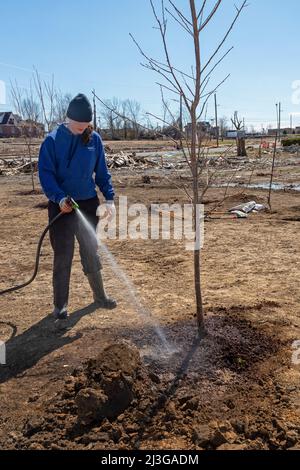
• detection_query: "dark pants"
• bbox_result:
[48,196,102,310]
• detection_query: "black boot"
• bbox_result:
[52,306,68,320]
[86,270,117,309]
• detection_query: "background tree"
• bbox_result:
[10,80,41,192]
[219,116,228,140]
[100,98,122,139]
[53,91,73,124]
[127,99,142,139]
[33,68,56,132]
[231,111,247,157]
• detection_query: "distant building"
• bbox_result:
[295,127,300,134]
[282,128,293,135]
[268,128,294,136]
[185,121,218,139]
[0,112,44,138]
[226,130,238,138]
[0,112,21,137]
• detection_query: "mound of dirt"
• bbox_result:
[18,341,162,450]
[74,343,141,424]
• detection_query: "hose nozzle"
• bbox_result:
[66,196,79,210]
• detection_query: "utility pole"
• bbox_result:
[277,101,281,138]
[268,103,279,210]
[92,89,97,130]
[179,92,183,132]
[214,93,219,147]
[290,113,293,132]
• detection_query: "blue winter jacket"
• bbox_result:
[38,124,114,204]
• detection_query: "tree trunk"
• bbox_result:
[191,114,206,337]
[237,137,247,157]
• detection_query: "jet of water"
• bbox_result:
[75,208,174,355]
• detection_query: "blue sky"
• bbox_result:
[0,0,299,130]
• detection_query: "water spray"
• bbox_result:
[1,197,174,354]
[0,196,79,296]
[76,209,174,354]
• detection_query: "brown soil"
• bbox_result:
[0,157,299,450]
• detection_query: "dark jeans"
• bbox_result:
[48,196,101,310]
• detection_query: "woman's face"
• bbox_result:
[67,119,90,135]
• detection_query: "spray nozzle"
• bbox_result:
[66,196,79,210]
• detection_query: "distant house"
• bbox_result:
[0,112,20,125]
[0,112,44,138]
[0,112,21,137]
[295,127,300,135]
[185,121,218,139]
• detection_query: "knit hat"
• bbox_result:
[66,93,93,122]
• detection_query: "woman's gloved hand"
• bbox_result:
[96,200,116,221]
[59,197,73,213]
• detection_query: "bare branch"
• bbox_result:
[201,0,247,75]
[145,110,193,172]
[200,73,230,99]
[166,0,193,35]
[162,173,193,202]
[165,8,193,35]
[131,33,195,98]
[156,82,185,98]
[199,0,222,32]
[139,60,181,94]
[160,86,177,125]
[149,0,192,112]
[199,75,210,96]
[180,72,194,98]
[197,74,230,120]
[94,91,180,145]
[168,0,193,26]
[197,0,207,21]
[201,46,234,85]
[231,110,243,129]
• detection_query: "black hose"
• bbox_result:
[0,211,65,296]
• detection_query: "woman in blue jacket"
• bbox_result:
[38,93,117,320]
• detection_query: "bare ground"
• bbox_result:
[0,155,299,450]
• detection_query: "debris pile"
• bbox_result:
[106,151,157,169]
[282,144,300,154]
[229,200,266,218]
[106,151,184,170]
[0,158,37,176]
